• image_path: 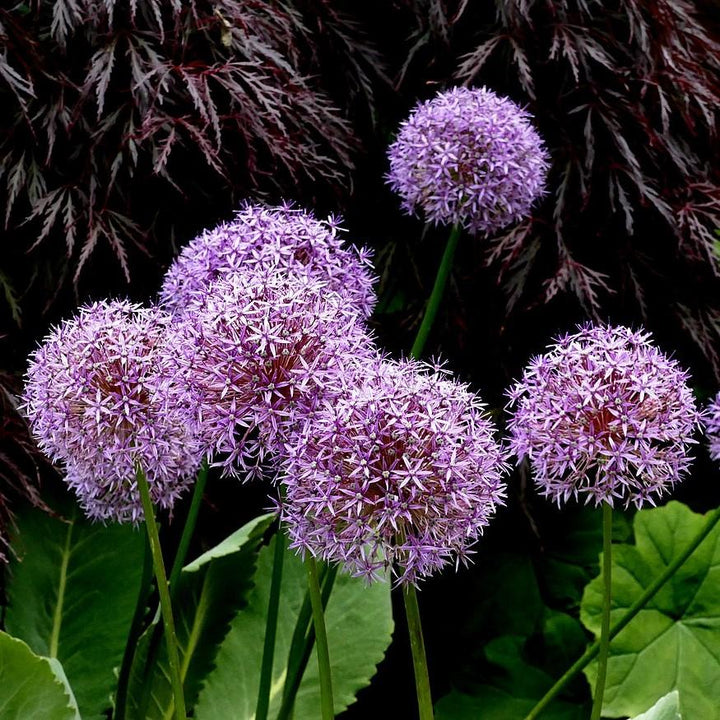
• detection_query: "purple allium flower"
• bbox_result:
[156,269,375,478]
[705,392,720,462]
[507,325,699,508]
[386,86,550,234]
[279,356,508,585]
[159,201,376,319]
[22,300,204,523]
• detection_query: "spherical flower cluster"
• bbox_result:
[507,325,699,508]
[21,300,204,522]
[279,356,508,585]
[155,269,375,478]
[159,201,376,319]
[386,86,550,234]
[704,392,720,462]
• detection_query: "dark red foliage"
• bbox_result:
[0,0,382,299]
[450,0,720,372]
[0,371,49,563]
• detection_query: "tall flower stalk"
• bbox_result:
[305,555,335,720]
[591,503,613,720]
[403,584,434,720]
[136,464,187,720]
[524,503,720,719]
[281,355,507,718]
[387,86,549,359]
[508,324,699,717]
[383,85,548,716]
[21,300,206,719]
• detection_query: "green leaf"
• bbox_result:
[580,501,720,719]
[5,505,145,719]
[540,505,603,609]
[127,512,275,720]
[435,632,588,720]
[0,630,80,720]
[631,692,682,720]
[194,535,394,719]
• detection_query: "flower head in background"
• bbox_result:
[157,269,375,479]
[280,356,508,585]
[704,392,720,462]
[22,300,203,522]
[387,86,549,234]
[507,325,698,508]
[159,201,376,319]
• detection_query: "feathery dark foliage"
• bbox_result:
[451,0,720,372]
[0,0,383,304]
[0,371,48,563]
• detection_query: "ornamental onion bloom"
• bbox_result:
[386,86,549,234]
[705,392,720,462]
[155,269,375,479]
[507,325,699,508]
[159,201,376,319]
[280,356,508,585]
[21,300,203,523]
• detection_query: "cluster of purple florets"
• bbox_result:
[281,357,507,585]
[154,270,375,479]
[506,325,699,508]
[23,203,378,525]
[159,202,376,320]
[387,86,550,235]
[20,86,717,586]
[22,301,202,522]
[705,393,720,462]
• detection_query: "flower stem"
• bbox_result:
[136,464,187,720]
[114,529,153,719]
[255,529,287,720]
[590,503,613,720]
[524,503,720,720]
[168,459,208,597]
[277,564,338,720]
[410,223,462,360]
[403,584,434,720]
[305,555,334,719]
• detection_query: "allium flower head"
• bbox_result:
[387,86,550,234]
[22,300,203,522]
[704,392,720,462]
[280,356,508,585]
[156,269,375,478]
[159,201,376,319]
[507,325,699,508]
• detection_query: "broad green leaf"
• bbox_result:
[5,505,145,719]
[127,513,275,720]
[631,691,681,720]
[540,505,603,609]
[0,630,80,720]
[182,514,275,571]
[581,501,720,719]
[195,535,394,719]
[435,616,590,720]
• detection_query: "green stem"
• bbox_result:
[403,584,434,720]
[135,463,207,719]
[305,555,334,720]
[136,464,187,720]
[168,459,208,597]
[524,503,720,720]
[255,529,287,720]
[591,504,613,720]
[410,223,462,360]
[277,564,338,720]
[115,530,154,720]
